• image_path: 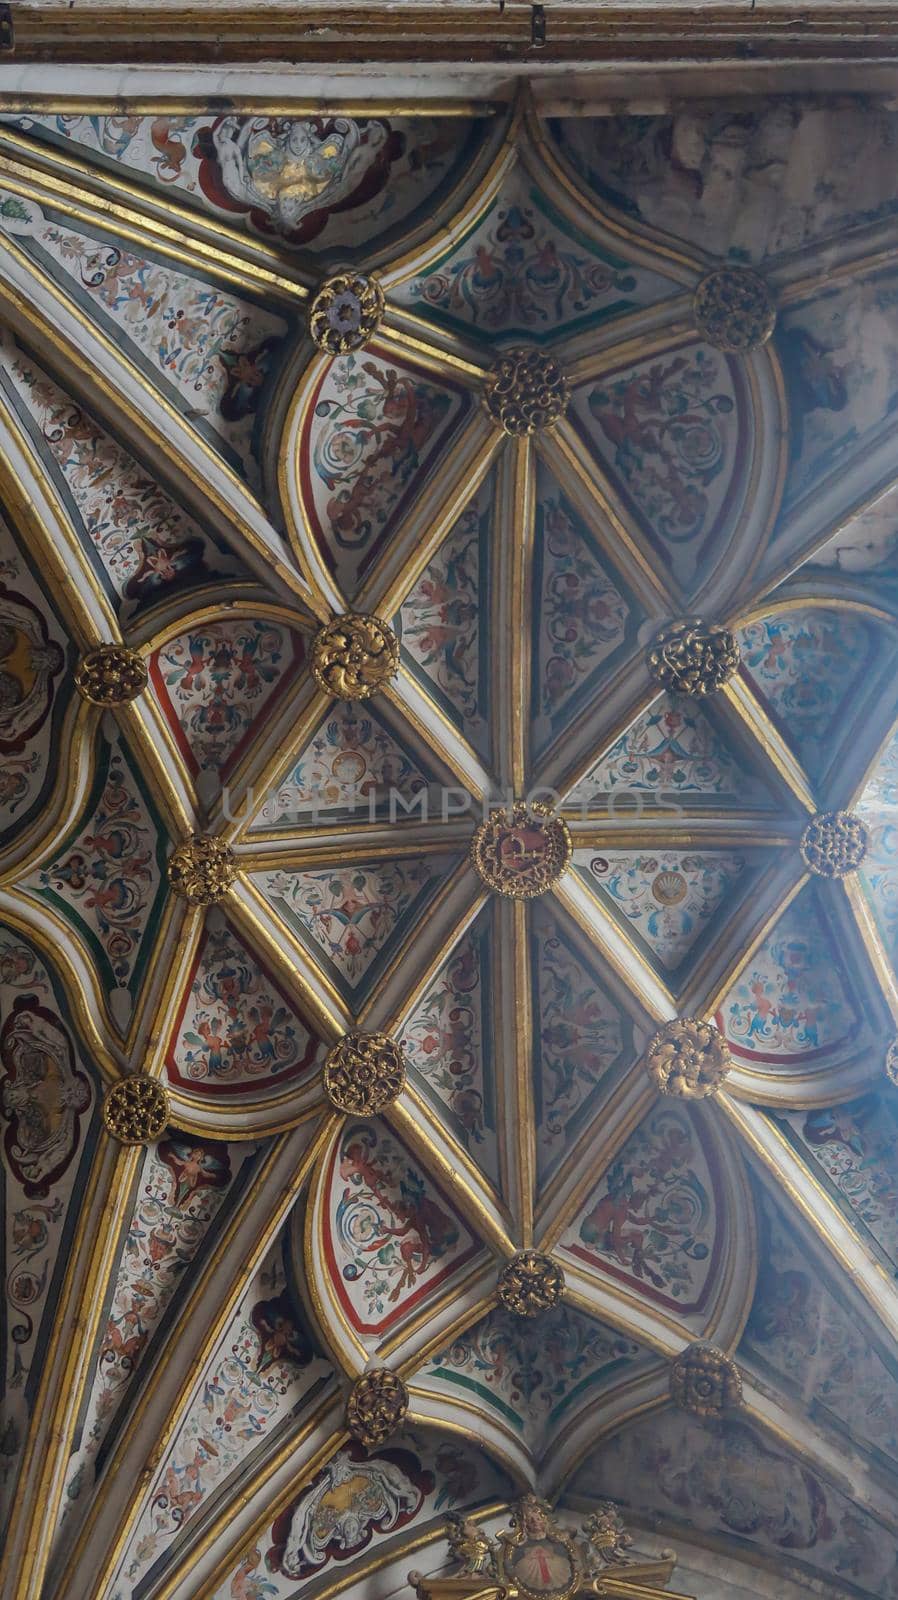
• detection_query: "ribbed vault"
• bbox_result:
[2,87,898,1600]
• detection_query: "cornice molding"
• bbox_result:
[7,3,898,68]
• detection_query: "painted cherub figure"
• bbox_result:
[445,1513,498,1577]
[581,1503,634,1572]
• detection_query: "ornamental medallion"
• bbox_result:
[498,1497,582,1600]
[102,1075,170,1144]
[483,349,569,436]
[324,1031,406,1115]
[670,1342,743,1416]
[886,1037,898,1087]
[693,266,776,353]
[646,1018,731,1098]
[168,836,237,904]
[309,271,385,355]
[497,1251,564,1317]
[416,1496,682,1600]
[471,803,571,899]
[800,810,868,878]
[345,1367,409,1449]
[311,614,399,701]
[648,619,740,697]
[0,584,65,751]
[75,645,148,705]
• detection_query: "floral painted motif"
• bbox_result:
[167,921,322,1096]
[398,476,490,757]
[532,474,631,752]
[256,855,456,1002]
[563,1102,718,1312]
[571,693,768,807]
[3,347,240,620]
[250,701,429,829]
[401,917,495,1176]
[720,890,861,1065]
[326,1120,478,1335]
[780,1094,898,1271]
[530,904,629,1181]
[552,99,898,262]
[742,1195,898,1465]
[780,274,898,508]
[396,171,669,338]
[214,1432,511,1600]
[738,609,876,781]
[0,932,99,1532]
[578,847,746,974]
[422,1304,641,1452]
[301,351,468,598]
[268,1441,433,1579]
[24,735,166,1010]
[572,344,740,580]
[119,1243,332,1586]
[61,1136,251,1524]
[12,211,286,481]
[575,1411,898,1595]
[151,619,304,781]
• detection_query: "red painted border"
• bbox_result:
[149,624,306,782]
[321,1124,481,1336]
[562,1104,727,1316]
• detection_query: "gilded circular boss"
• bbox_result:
[324,1032,406,1116]
[168,836,237,904]
[800,811,868,878]
[670,1342,743,1416]
[346,1367,409,1449]
[103,1075,170,1144]
[497,1250,564,1317]
[309,272,384,356]
[483,348,569,436]
[471,803,572,900]
[75,645,148,705]
[311,614,399,701]
[646,1018,731,1099]
[648,619,740,697]
[693,266,776,354]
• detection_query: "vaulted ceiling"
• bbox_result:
[2,89,898,1600]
